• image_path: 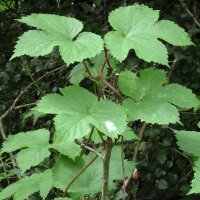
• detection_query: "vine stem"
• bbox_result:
[63,155,98,197]
[0,64,67,121]
[179,0,200,28]
[121,136,126,199]
[123,123,148,191]
[75,139,104,160]
[100,54,121,100]
[102,137,113,200]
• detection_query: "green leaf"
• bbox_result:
[0,170,53,200]
[18,14,83,39]
[123,127,138,141]
[2,129,50,173]
[174,130,200,157]
[69,63,85,85]
[105,5,192,65]
[198,122,200,129]
[11,14,103,64]
[54,198,73,200]
[119,69,198,125]
[189,159,200,194]
[23,108,45,125]
[36,86,126,140]
[158,84,199,109]
[119,69,166,101]
[51,133,81,160]
[157,179,168,190]
[69,53,109,85]
[11,30,58,59]
[53,147,135,197]
[174,130,200,194]
[123,99,179,125]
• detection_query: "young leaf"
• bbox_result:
[11,14,103,64]
[119,69,198,125]
[105,5,192,65]
[2,129,50,173]
[0,170,53,200]
[36,86,126,140]
[69,53,109,85]
[53,147,135,197]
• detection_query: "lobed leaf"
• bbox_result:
[119,69,198,125]
[11,14,103,64]
[105,5,192,65]
[2,129,50,173]
[36,86,126,140]
[0,170,53,200]
[53,147,135,197]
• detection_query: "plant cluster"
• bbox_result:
[0,2,200,200]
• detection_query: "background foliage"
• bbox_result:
[0,0,200,199]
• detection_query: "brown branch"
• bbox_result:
[122,123,148,191]
[14,102,36,110]
[180,0,200,28]
[63,155,98,197]
[102,137,113,200]
[166,59,177,85]
[100,54,121,100]
[0,65,67,121]
[121,137,126,198]
[83,60,96,80]
[0,120,17,168]
[75,139,104,160]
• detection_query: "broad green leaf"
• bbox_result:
[18,14,83,39]
[174,130,200,157]
[2,129,50,173]
[11,31,58,59]
[189,159,200,194]
[51,133,81,160]
[118,70,140,100]
[36,86,126,140]
[157,84,200,109]
[0,170,53,200]
[69,63,86,85]
[36,86,96,114]
[119,69,166,101]
[119,69,198,125]
[105,5,192,65]
[54,198,73,200]
[53,147,135,197]
[123,99,179,125]
[11,14,103,64]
